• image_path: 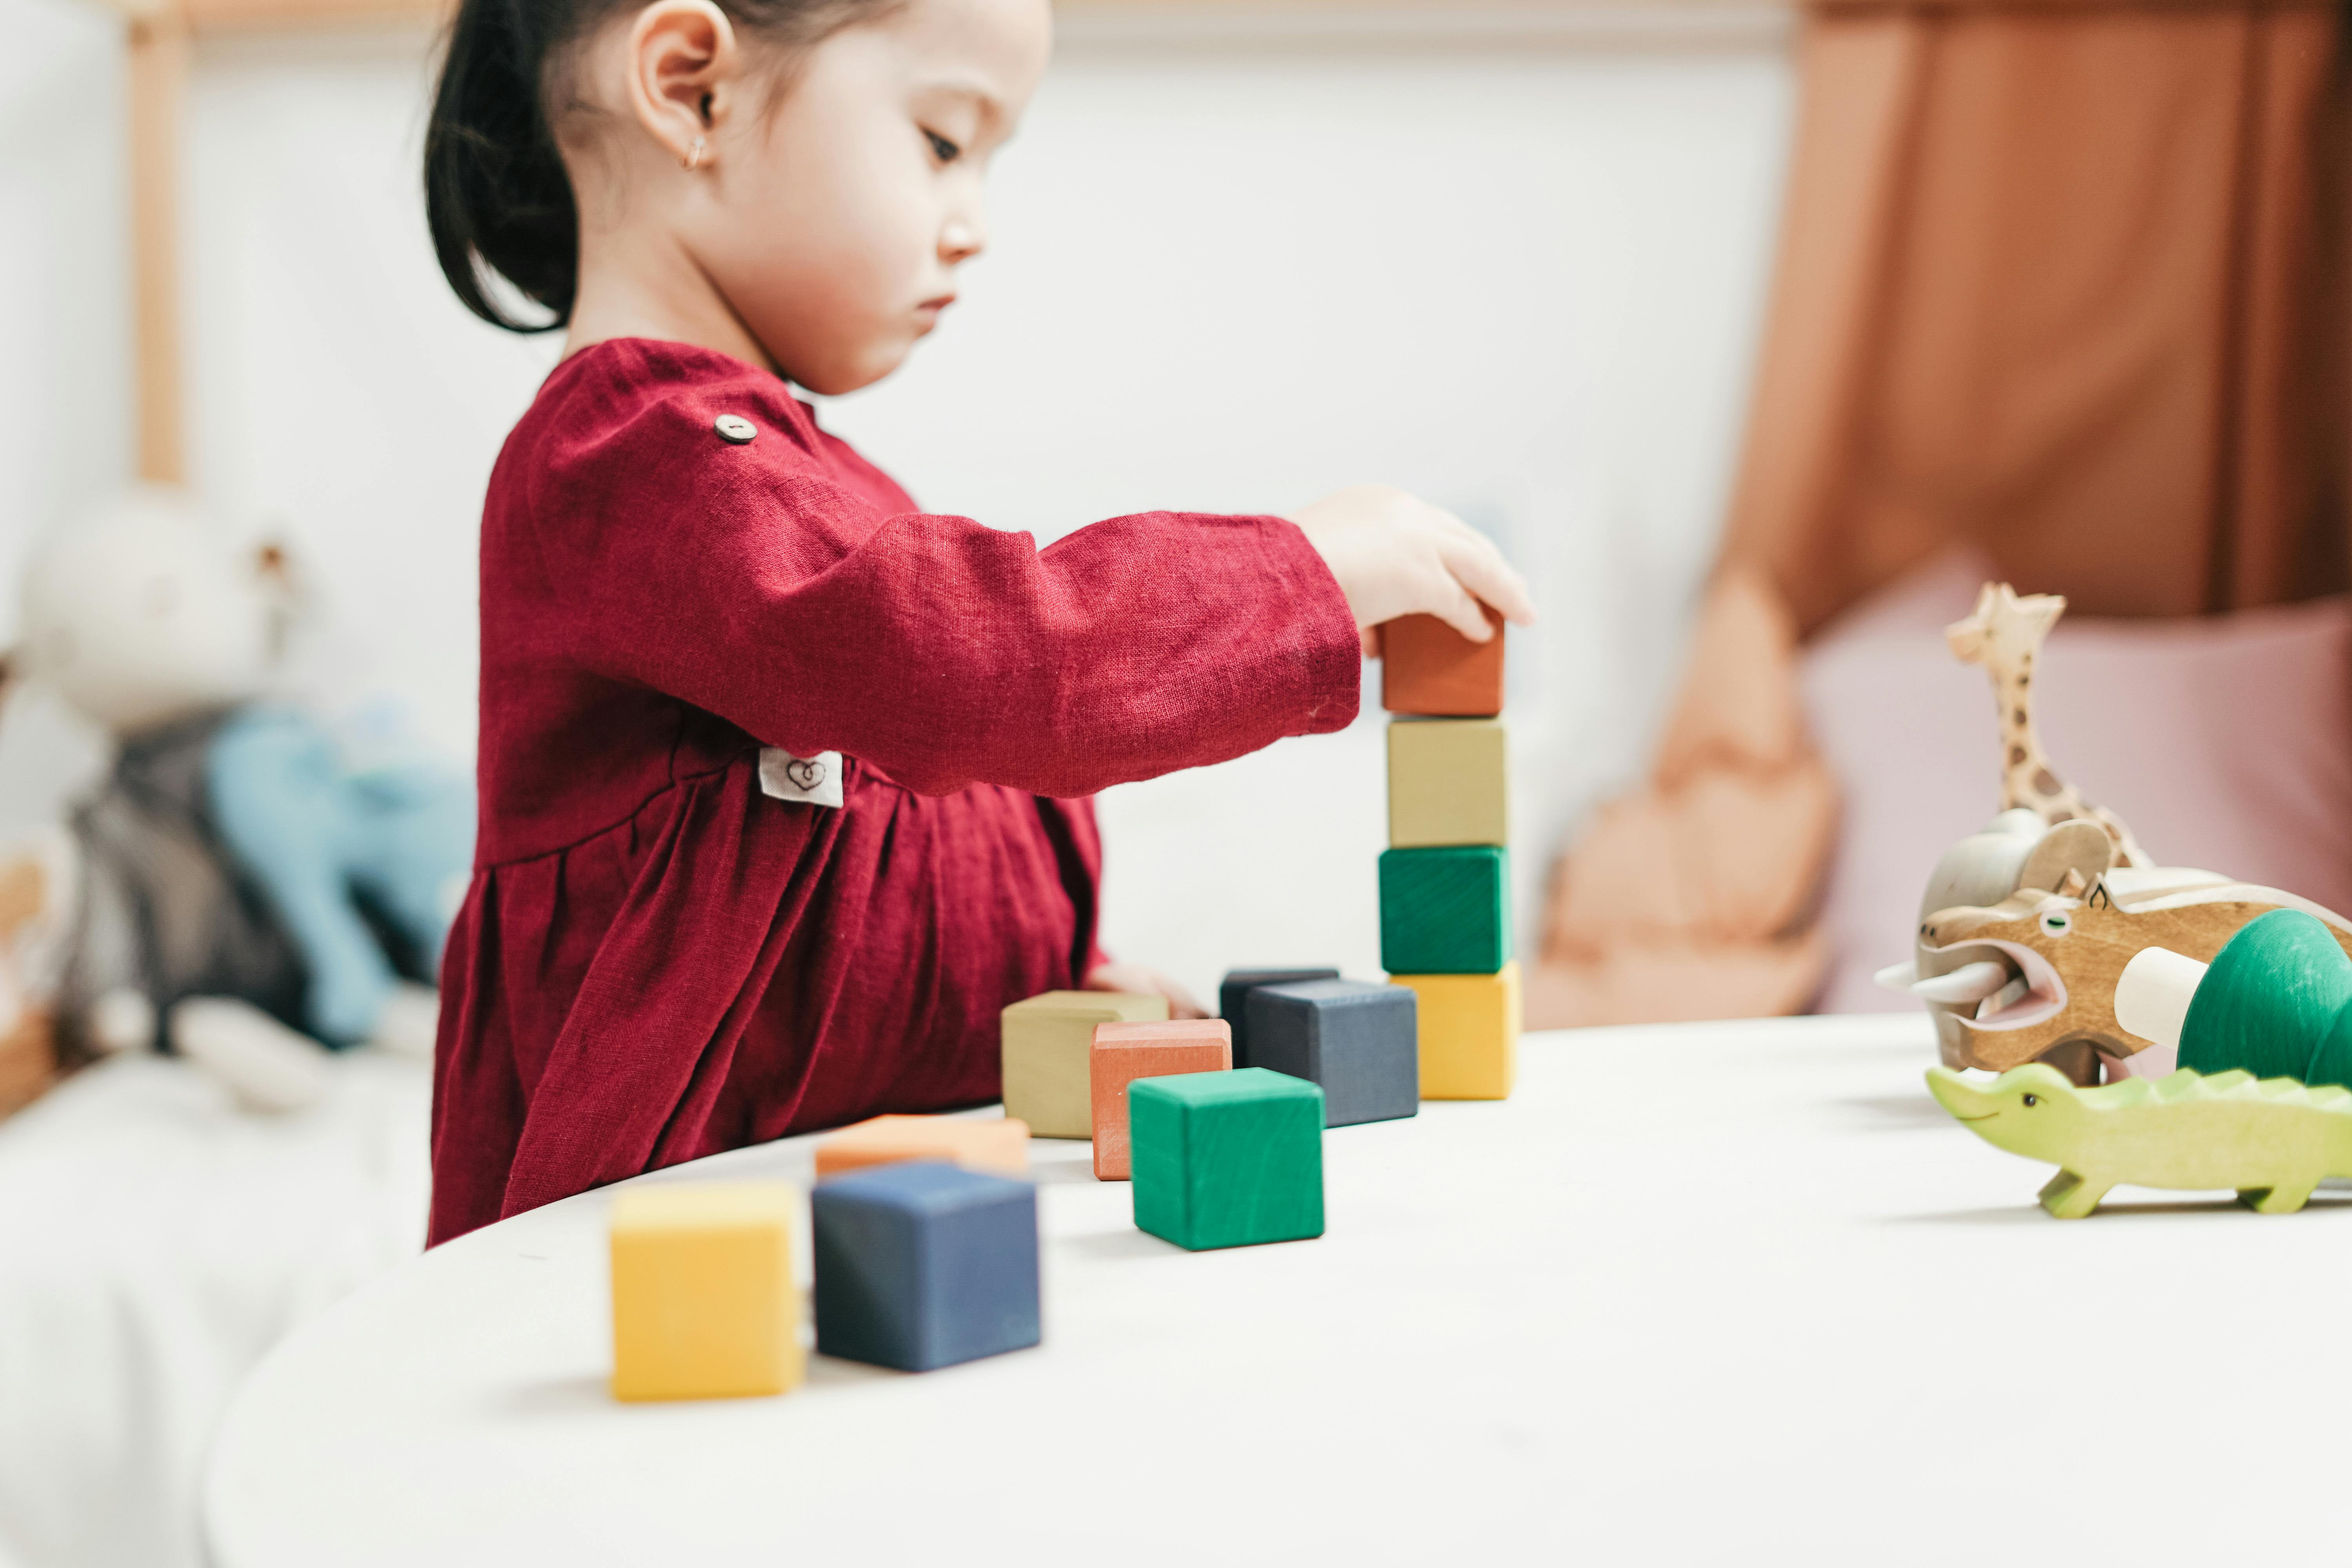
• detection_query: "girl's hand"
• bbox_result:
[1084,961,1209,1021]
[1287,485,1537,657]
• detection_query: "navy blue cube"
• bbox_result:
[1218,967,1341,1068]
[1245,979,1419,1127]
[811,1161,1040,1372]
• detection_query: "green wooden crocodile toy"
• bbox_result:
[1924,1062,2352,1218]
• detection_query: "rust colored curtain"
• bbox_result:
[1729,0,2349,628]
[1534,0,2351,1026]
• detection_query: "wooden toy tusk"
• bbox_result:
[1909,961,2014,1005]
[2114,946,2208,1051]
[1873,960,1919,992]
[1977,976,2030,1020]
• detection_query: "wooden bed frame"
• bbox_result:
[114,0,448,488]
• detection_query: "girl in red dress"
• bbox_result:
[419,0,1533,1241]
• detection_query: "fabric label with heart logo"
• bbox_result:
[757,748,845,810]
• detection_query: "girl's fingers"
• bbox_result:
[1436,534,1537,624]
[1428,573,1495,642]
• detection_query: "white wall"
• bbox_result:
[0,2,1793,1006]
[0,0,137,829]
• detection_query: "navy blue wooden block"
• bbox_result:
[811,1160,1040,1372]
[1218,967,1341,1067]
[1244,980,1419,1127]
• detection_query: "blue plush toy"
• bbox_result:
[207,708,473,1047]
[22,491,474,1108]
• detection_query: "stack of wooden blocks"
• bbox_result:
[1378,608,1519,1100]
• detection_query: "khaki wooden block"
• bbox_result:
[610,1183,802,1402]
[1001,990,1169,1138]
[815,1114,1031,1180]
[1387,718,1508,848]
[1089,1020,1233,1180]
[1393,962,1519,1100]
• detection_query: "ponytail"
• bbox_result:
[423,0,889,333]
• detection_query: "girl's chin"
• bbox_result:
[788,342,915,397]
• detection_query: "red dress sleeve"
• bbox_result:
[519,347,1361,797]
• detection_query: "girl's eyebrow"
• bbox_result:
[914,76,1012,134]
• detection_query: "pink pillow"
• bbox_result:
[1799,552,2352,1014]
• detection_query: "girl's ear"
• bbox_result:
[623,0,742,169]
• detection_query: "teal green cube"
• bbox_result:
[1380,845,1511,975]
[1130,1069,1325,1251]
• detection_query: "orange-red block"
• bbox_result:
[1089,1020,1232,1181]
[1379,606,1505,717]
[815,1114,1030,1181]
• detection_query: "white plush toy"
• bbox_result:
[14,488,470,1112]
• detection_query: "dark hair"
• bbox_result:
[424,0,884,332]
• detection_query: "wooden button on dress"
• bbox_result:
[713,415,757,444]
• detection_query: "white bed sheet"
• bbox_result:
[0,1049,429,1568]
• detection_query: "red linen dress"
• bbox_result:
[428,339,1360,1244]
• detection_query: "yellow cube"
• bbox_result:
[610,1184,802,1402]
[1387,719,1509,848]
[1393,962,1519,1099]
[1000,991,1168,1138]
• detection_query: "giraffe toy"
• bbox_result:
[1945,582,2149,869]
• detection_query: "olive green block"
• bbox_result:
[1387,718,1509,849]
[1001,990,1168,1138]
[1129,1069,1325,1251]
[1379,845,1511,976]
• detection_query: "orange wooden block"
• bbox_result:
[1089,1020,1233,1181]
[814,1115,1030,1181]
[1379,605,1505,717]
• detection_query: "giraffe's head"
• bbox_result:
[1945,583,2065,670]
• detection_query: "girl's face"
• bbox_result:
[681,0,1052,394]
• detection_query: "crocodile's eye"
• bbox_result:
[2022,1093,2040,1107]
[2039,911,2072,938]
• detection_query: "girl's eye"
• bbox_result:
[924,130,961,164]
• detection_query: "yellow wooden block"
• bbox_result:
[610,1184,802,1402]
[1387,719,1508,848]
[1001,990,1168,1138]
[1393,962,1519,1099]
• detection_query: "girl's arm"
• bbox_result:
[538,435,1358,797]
[529,363,1530,800]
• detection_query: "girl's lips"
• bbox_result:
[917,296,956,315]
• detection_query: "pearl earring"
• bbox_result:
[683,136,706,172]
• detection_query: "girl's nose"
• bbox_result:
[940,219,985,266]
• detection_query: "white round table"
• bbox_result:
[204,1016,2352,1565]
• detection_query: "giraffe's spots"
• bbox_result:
[2033,769,2061,795]
[2013,710,2027,726]
[2009,746,2027,766]
[2048,808,2074,822]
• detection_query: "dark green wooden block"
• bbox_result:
[1129,1068,1324,1251]
[1379,845,1511,975]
